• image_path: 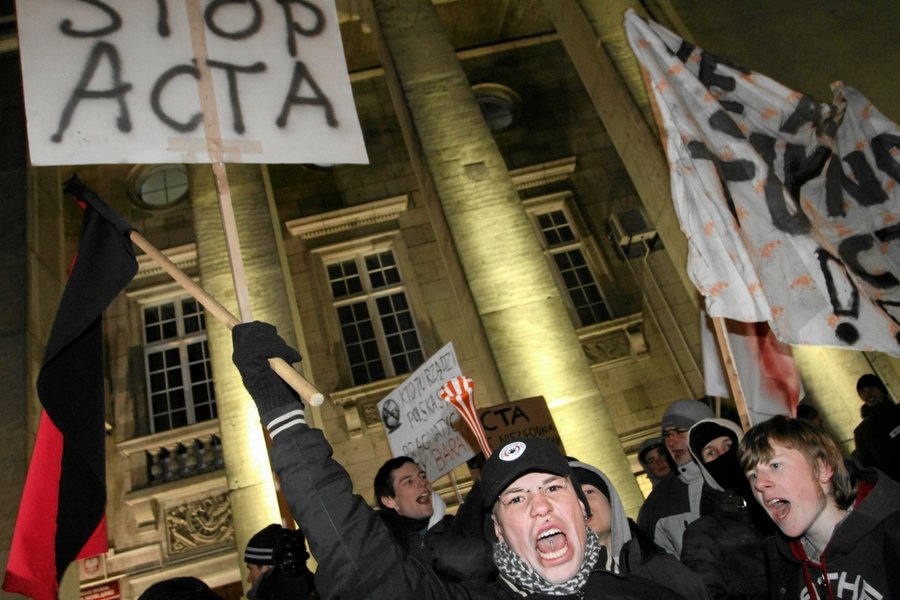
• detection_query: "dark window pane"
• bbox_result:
[148,352,163,372]
[152,393,168,414]
[161,303,175,320]
[170,410,188,429]
[162,320,178,339]
[165,348,180,365]
[167,369,183,388]
[169,388,186,408]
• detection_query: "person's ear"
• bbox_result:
[381,495,397,510]
[815,458,835,485]
[492,514,505,543]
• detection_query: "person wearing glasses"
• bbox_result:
[637,399,714,556]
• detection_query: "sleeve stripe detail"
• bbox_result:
[267,409,306,437]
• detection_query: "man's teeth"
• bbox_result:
[536,529,567,559]
[539,547,567,559]
[767,498,790,519]
[538,528,562,540]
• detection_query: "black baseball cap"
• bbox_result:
[481,438,572,509]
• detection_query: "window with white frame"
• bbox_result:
[528,197,612,327]
[143,297,216,433]
[326,248,425,386]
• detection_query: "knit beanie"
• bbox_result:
[571,466,610,501]
[660,399,714,433]
[245,524,281,566]
[856,373,887,395]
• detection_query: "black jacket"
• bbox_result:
[853,402,900,482]
[263,405,686,599]
[680,485,769,600]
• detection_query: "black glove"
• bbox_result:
[232,322,302,414]
[273,528,310,579]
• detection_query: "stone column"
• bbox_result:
[190,164,302,590]
[542,0,694,301]
[370,0,643,512]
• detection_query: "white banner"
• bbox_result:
[701,312,803,426]
[377,342,475,481]
[625,10,900,356]
[16,0,368,165]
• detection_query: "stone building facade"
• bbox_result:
[2,1,898,599]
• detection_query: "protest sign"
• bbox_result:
[15,0,368,165]
[478,396,564,455]
[377,342,475,481]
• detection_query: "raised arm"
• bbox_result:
[231,322,475,600]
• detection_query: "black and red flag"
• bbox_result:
[3,177,137,600]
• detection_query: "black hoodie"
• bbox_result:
[767,467,900,600]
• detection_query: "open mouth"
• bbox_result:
[417,492,431,505]
[766,497,791,521]
[535,528,569,560]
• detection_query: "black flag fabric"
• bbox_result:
[3,177,137,600]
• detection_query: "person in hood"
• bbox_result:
[637,438,674,487]
[637,399,714,556]
[740,415,900,600]
[230,321,687,599]
[680,418,770,599]
[570,460,711,600]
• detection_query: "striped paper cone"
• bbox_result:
[439,376,492,458]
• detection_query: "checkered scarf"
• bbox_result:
[493,527,600,596]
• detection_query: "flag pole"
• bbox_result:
[129,231,325,407]
[711,316,751,431]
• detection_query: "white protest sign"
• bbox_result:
[15,0,368,165]
[377,342,475,481]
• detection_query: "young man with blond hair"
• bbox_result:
[740,415,900,599]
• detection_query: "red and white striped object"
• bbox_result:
[439,376,492,458]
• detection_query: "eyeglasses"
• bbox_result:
[661,428,688,439]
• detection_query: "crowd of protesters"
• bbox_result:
[150,323,900,600]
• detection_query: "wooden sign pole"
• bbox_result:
[129,231,324,407]
[711,316,752,431]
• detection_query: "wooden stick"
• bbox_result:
[130,230,325,407]
[711,316,751,431]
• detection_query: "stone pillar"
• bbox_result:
[190,164,302,590]
[542,0,694,301]
[370,0,643,512]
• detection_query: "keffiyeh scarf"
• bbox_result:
[493,527,601,596]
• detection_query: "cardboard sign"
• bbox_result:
[478,396,565,455]
[15,0,368,165]
[378,342,475,480]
